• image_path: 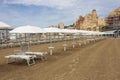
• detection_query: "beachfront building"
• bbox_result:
[58,22,64,29]
[0,21,12,43]
[48,23,64,29]
[106,7,120,37]
[106,7,120,30]
[48,25,58,28]
[74,16,84,30]
[75,9,106,31]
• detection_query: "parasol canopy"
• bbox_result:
[10,25,45,33]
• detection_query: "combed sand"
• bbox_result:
[0,38,120,80]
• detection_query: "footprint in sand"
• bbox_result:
[68,57,80,69]
[54,73,67,80]
[54,58,80,80]
[73,57,80,65]
[69,68,76,74]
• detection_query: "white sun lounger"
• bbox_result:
[24,52,48,60]
[13,42,48,61]
[5,54,36,66]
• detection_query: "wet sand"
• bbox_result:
[0,38,120,80]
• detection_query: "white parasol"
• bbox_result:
[10,25,44,33]
[0,21,11,29]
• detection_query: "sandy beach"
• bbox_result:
[0,38,120,80]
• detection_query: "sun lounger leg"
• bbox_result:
[27,57,35,66]
[41,56,47,61]
[41,56,44,61]
[44,56,47,60]
[32,58,35,64]
[27,59,30,66]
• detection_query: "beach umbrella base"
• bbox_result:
[48,47,54,55]
[63,44,67,51]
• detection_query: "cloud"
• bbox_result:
[1,0,120,27]
[3,0,78,9]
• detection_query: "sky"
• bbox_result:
[0,0,120,28]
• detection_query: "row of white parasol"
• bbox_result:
[10,25,110,55]
[10,25,110,34]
